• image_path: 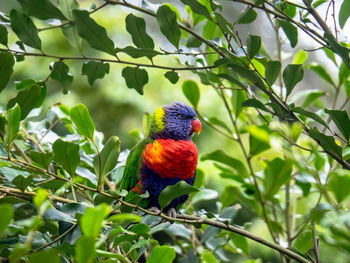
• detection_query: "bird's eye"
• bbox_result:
[176,114,186,120]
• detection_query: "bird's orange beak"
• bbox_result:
[191,119,202,135]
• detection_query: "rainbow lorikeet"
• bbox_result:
[120,102,202,217]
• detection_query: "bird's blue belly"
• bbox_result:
[140,163,196,211]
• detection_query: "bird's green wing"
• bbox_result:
[120,137,153,191]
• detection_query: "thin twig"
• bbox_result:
[311,221,321,263]
[32,224,77,253]
[0,48,217,71]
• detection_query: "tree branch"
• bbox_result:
[0,156,311,263]
[0,48,216,71]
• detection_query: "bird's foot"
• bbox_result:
[149,207,161,214]
[166,208,177,218]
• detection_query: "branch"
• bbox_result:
[0,48,216,71]
[302,0,332,36]
[32,224,77,253]
[311,221,321,263]
[0,156,311,263]
[0,185,75,204]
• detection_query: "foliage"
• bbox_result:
[0,0,350,262]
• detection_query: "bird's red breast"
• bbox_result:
[142,139,198,180]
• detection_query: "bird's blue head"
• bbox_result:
[150,102,202,140]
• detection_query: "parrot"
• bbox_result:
[120,102,202,217]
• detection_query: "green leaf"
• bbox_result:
[231,89,246,117]
[15,79,36,90]
[292,50,308,64]
[75,236,95,263]
[164,71,179,84]
[309,127,342,158]
[158,181,199,209]
[0,204,13,236]
[122,67,149,95]
[221,185,239,207]
[217,73,246,89]
[50,61,73,94]
[95,250,128,262]
[324,33,350,70]
[193,168,205,188]
[18,0,66,20]
[339,61,350,85]
[70,104,95,140]
[125,13,154,49]
[325,109,350,141]
[265,60,281,86]
[246,34,261,58]
[323,47,337,65]
[278,19,298,47]
[264,158,292,199]
[203,20,223,40]
[294,230,313,253]
[201,250,217,263]
[242,98,269,112]
[228,64,265,89]
[201,150,248,177]
[10,10,41,50]
[12,175,33,192]
[309,63,334,85]
[73,10,115,56]
[231,234,250,255]
[93,136,120,179]
[0,52,15,93]
[285,3,297,18]
[81,203,110,237]
[116,46,160,59]
[146,245,175,263]
[208,117,232,134]
[182,80,200,108]
[107,213,141,225]
[292,107,329,128]
[283,64,303,97]
[247,126,270,156]
[58,0,82,50]
[82,61,109,85]
[181,0,212,21]
[4,104,21,149]
[52,139,80,177]
[7,83,46,120]
[28,248,59,263]
[34,188,48,208]
[28,151,52,169]
[343,147,350,160]
[237,8,257,24]
[186,35,202,48]
[339,0,350,29]
[291,89,325,108]
[328,169,350,203]
[156,5,181,49]
[0,24,7,46]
